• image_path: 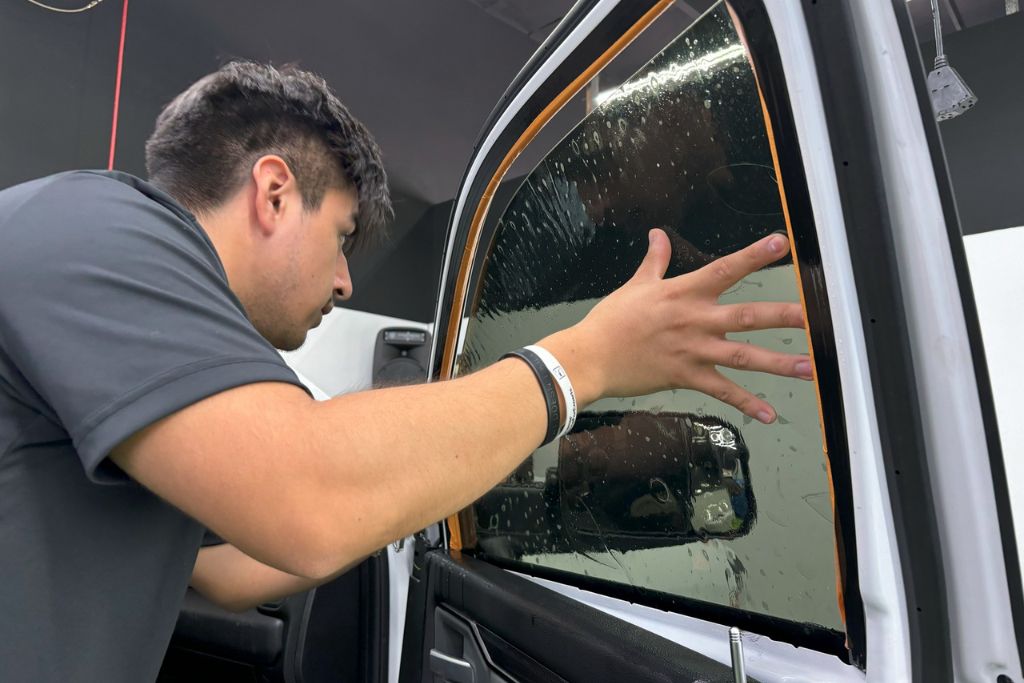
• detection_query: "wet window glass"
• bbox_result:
[455,3,843,631]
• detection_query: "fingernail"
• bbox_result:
[796,360,813,378]
[767,234,786,253]
[757,410,775,424]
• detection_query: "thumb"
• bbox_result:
[631,228,672,282]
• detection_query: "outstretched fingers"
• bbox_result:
[630,228,673,282]
[608,230,810,420]
[694,371,777,425]
[715,301,806,333]
[712,341,814,380]
[690,232,790,295]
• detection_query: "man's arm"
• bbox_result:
[190,543,363,612]
[113,231,809,580]
[115,354,566,578]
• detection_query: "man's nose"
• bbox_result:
[333,255,353,303]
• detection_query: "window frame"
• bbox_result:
[789,0,1024,679]
[429,0,867,666]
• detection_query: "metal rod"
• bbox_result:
[729,627,747,683]
[930,0,946,66]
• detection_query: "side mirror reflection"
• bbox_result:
[472,411,756,559]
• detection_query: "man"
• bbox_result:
[0,62,811,681]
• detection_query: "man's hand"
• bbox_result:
[542,229,808,424]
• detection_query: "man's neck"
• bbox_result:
[194,192,257,307]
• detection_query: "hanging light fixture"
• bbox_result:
[927,0,978,121]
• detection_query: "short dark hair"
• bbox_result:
[145,61,392,249]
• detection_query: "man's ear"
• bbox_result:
[251,155,297,237]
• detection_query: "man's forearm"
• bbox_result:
[296,340,589,576]
[115,346,569,580]
[190,543,366,612]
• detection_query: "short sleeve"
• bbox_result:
[0,172,307,482]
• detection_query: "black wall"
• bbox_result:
[921,12,1024,236]
[347,198,449,323]
[348,176,526,323]
[0,1,128,185]
[0,1,440,321]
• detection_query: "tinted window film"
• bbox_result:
[456,4,843,631]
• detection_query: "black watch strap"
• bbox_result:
[501,348,560,446]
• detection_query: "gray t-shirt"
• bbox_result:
[0,171,306,681]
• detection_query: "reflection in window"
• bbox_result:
[457,4,842,631]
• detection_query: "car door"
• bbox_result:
[399,1,1024,682]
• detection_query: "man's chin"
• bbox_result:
[274,329,309,352]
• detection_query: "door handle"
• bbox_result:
[429,649,475,683]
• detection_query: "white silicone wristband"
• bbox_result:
[525,344,577,439]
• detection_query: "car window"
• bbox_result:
[453,3,844,633]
